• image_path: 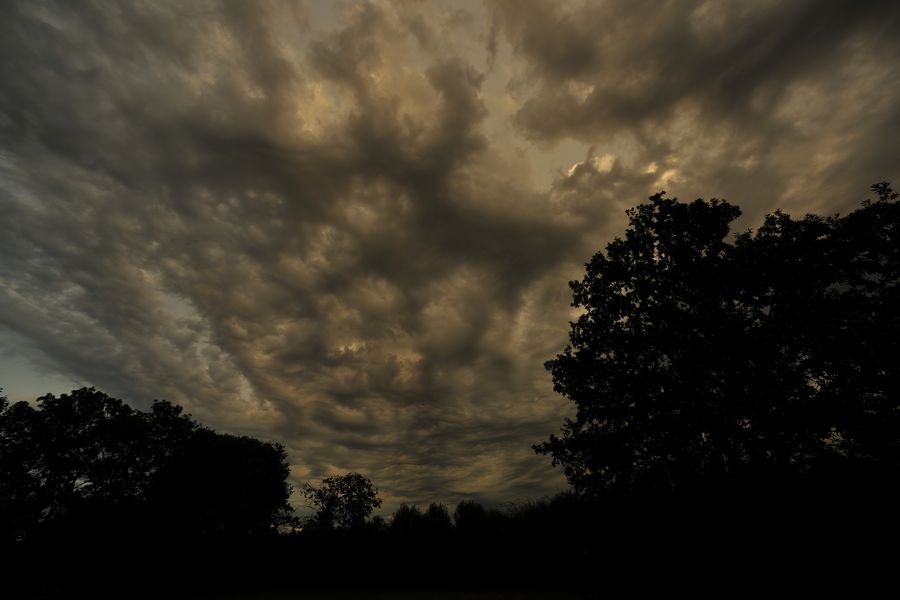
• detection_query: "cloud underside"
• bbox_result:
[1,0,898,509]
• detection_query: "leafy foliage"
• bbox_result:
[0,387,294,543]
[302,472,382,529]
[537,184,900,496]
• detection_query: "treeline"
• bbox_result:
[0,387,294,598]
[2,398,897,597]
[286,471,897,597]
[287,494,599,590]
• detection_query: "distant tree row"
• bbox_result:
[288,488,599,590]
[300,471,554,536]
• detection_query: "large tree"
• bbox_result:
[537,184,900,496]
[0,387,295,543]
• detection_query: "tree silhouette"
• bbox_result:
[537,184,900,497]
[301,472,382,529]
[0,390,43,543]
[146,427,294,536]
[0,387,294,544]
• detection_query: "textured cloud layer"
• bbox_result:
[2,0,899,510]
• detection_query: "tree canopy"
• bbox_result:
[537,184,900,496]
[0,387,294,544]
[301,472,382,529]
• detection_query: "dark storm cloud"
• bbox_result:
[494,0,898,135]
[0,0,584,509]
[492,0,900,218]
[2,0,899,511]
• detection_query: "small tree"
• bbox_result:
[302,472,382,529]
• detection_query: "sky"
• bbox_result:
[1,0,899,512]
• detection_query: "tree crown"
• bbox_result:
[537,184,900,496]
[302,472,382,529]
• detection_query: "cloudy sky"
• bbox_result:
[2,0,899,511]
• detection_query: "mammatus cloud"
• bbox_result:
[492,0,900,219]
[1,0,898,511]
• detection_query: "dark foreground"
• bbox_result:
[7,469,899,600]
[176,591,580,600]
